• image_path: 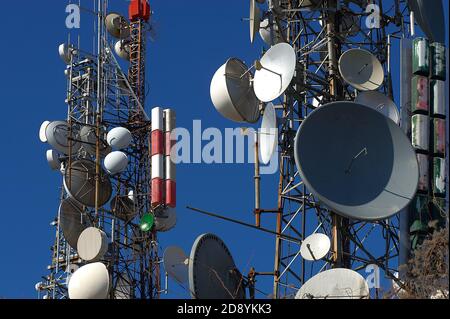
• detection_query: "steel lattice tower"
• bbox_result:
[252,0,410,298]
[37,0,160,299]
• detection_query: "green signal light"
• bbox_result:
[139,213,154,232]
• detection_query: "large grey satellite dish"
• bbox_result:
[295,268,369,299]
[210,58,260,123]
[294,102,419,221]
[300,233,331,261]
[249,0,261,44]
[63,159,112,208]
[110,195,136,221]
[260,102,278,164]
[79,125,111,157]
[105,13,130,39]
[59,198,92,249]
[189,233,245,299]
[45,121,81,155]
[338,48,384,91]
[355,91,400,124]
[253,43,296,102]
[77,227,109,262]
[164,246,189,284]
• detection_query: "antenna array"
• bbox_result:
[37,0,177,299]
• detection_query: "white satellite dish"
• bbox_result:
[58,43,75,64]
[163,246,189,284]
[210,58,260,123]
[250,0,261,44]
[68,262,110,299]
[154,207,177,232]
[114,40,130,61]
[45,121,81,155]
[105,13,130,39]
[46,150,61,171]
[259,18,281,46]
[355,91,400,124]
[259,102,278,164]
[104,151,129,175]
[77,227,109,262]
[338,48,384,91]
[295,268,369,299]
[253,43,296,102]
[39,121,51,142]
[300,233,331,261]
[107,127,132,149]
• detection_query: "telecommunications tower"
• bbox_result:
[206,0,448,299]
[37,0,177,299]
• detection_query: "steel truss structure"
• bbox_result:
[252,0,411,299]
[38,0,160,299]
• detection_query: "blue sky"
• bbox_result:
[0,1,448,299]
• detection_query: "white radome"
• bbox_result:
[68,262,110,299]
[107,127,132,149]
[104,151,129,175]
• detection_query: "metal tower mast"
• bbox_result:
[37,0,160,299]
[256,0,408,298]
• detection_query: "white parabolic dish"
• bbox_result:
[68,262,110,299]
[105,13,129,39]
[300,233,331,261]
[250,0,261,43]
[259,18,281,46]
[295,268,369,299]
[58,43,73,64]
[77,227,109,262]
[39,121,51,142]
[338,48,384,91]
[355,91,400,124]
[163,246,189,284]
[253,43,296,102]
[114,40,130,61]
[260,102,278,164]
[210,58,260,123]
[45,121,81,155]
